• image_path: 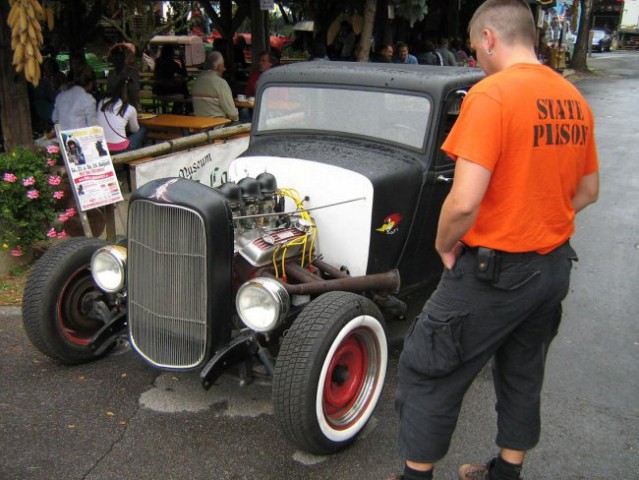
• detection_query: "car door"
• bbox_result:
[395,88,469,290]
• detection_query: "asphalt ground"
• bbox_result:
[1,52,638,480]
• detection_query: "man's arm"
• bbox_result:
[572,170,599,213]
[220,83,239,121]
[435,158,492,269]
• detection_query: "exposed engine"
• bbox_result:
[215,173,317,273]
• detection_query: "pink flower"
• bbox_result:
[46,145,60,154]
[47,228,57,238]
[47,158,57,167]
[57,230,68,239]
[26,189,40,199]
[53,190,64,200]
[58,213,69,222]
[65,207,76,217]
[22,176,36,186]
[3,173,17,183]
[10,246,23,257]
[48,175,62,186]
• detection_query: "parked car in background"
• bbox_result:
[591,29,612,52]
[22,62,484,455]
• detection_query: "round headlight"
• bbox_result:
[236,278,290,332]
[91,246,127,293]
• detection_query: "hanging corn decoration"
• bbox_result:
[6,0,46,86]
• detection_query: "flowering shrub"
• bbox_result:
[0,146,75,257]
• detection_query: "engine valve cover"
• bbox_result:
[239,226,308,267]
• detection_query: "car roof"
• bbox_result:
[259,61,485,98]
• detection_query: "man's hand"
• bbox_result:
[439,242,465,270]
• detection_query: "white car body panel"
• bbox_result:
[229,156,374,277]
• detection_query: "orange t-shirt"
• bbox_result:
[441,63,599,253]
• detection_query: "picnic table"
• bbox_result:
[138,113,231,141]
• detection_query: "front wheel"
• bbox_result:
[273,291,388,454]
[22,237,115,364]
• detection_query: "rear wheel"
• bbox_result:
[273,291,388,454]
[22,237,114,364]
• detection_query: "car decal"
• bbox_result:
[376,213,402,235]
[150,178,179,203]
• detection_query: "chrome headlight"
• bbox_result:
[236,277,290,332]
[91,245,127,293]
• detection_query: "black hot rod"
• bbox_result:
[22,62,484,454]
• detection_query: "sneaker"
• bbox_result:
[458,457,496,480]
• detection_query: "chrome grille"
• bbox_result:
[128,200,207,368]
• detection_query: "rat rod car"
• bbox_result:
[22,62,484,454]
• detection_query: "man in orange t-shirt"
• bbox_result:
[390,2,599,480]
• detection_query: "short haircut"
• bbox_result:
[469,0,536,47]
[396,41,409,51]
[205,51,224,70]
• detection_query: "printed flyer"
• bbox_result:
[56,126,123,211]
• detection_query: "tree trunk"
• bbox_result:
[357,0,377,61]
[251,0,269,67]
[375,0,393,47]
[0,0,33,150]
[570,0,594,72]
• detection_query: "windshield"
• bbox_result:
[256,86,432,150]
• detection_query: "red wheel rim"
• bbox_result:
[56,267,104,346]
[323,331,370,421]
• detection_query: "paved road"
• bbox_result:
[1,53,638,480]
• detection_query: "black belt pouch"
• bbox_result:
[476,247,500,282]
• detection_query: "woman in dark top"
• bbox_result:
[152,44,190,113]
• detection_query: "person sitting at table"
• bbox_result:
[97,77,147,153]
[106,43,140,109]
[192,51,239,122]
[152,44,190,114]
[393,41,418,64]
[52,65,98,130]
[370,44,393,63]
[245,50,277,98]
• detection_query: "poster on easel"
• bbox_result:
[55,125,123,212]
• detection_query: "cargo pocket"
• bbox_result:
[401,299,467,378]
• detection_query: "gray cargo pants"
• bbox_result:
[395,241,577,463]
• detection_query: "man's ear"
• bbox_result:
[483,28,497,53]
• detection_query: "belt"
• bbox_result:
[462,244,537,257]
[462,240,570,260]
